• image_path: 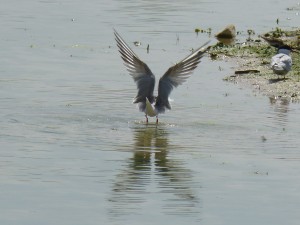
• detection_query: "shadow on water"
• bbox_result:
[108,125,201,221]
[268,96,289,127]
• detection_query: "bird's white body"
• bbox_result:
[145,97,157,117]
[271,49,292,77]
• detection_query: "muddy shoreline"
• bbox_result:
[209,28,300,102]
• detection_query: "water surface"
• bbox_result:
[1,1,300,225]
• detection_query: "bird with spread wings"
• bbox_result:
[114,29,211,124]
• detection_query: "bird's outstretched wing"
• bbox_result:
[114,30,155,111]
[155,41,211,113]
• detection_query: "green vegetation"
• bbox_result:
[209,42,276,60]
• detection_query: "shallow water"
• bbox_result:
[1,0,300,224]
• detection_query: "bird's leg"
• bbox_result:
[156,116,158,124]
[145,114,148,124]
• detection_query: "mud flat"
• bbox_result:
[210,28,300,102]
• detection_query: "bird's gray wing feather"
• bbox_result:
[155,41,211,113]
[114,30,155,111]
[280,54,292,71]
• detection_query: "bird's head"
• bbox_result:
[278,45,292,55]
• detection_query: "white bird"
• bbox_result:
[271,46,292,79]
[114,29,210,124]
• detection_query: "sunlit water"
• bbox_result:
[1,0,300,225]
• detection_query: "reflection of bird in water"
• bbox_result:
[114,29,210,124]
[269,96,289,127]
[108,126,200,219]
[130,127,168,170]
[271,46,292,79]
